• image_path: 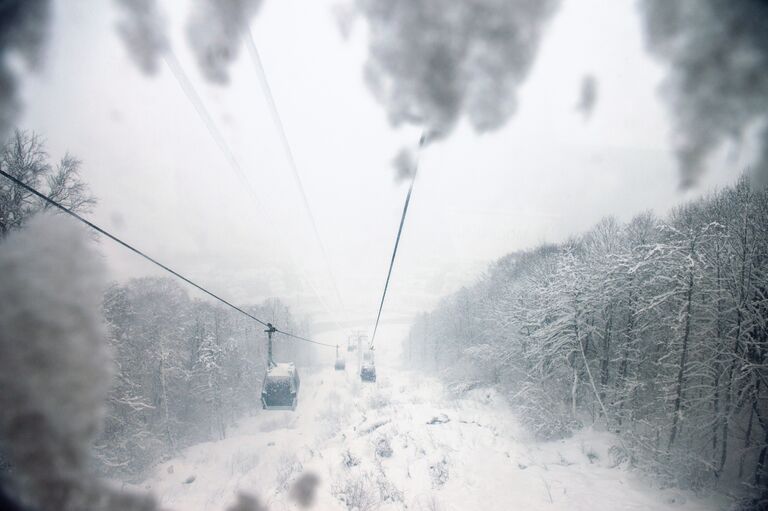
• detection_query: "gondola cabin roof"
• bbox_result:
[267,362,296,377]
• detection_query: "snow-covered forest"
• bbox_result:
[97,278,311,476]
[404,176,768,491]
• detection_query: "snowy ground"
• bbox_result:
[133,362,727,511]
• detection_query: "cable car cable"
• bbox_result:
[368,132,427,350]
[163,49,345,334]
[274,328,336,348]
[0,168,268,325]
[244,29,349,321]
[163,50,262,206]
[0,169,338,350]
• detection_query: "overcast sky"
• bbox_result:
[16,0,750,345]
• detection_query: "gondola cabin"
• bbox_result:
[334,344,346,370]
[261,363,300,411]
[360,350,376,382]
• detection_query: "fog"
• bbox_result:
[14,0,748,338]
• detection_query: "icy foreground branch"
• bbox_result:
[0,213,155,509]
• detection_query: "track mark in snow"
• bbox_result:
[427,413,450,425]
[358,419,391,436]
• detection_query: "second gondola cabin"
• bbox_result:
[334,345,346,370]
[360,350,376,382]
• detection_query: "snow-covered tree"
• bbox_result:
[403,175,768,490]
[0,130,95,236]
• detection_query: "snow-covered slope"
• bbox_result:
[137,366,725,511]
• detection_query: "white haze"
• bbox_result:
[13,0,752,341]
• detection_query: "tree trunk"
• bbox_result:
[756,428,768,486]
[571,364,579,419]
[600,304,613,406]
[571,312,582,419]
[667,253,695,452]
[712,247,724,462]
[750,381,767,485]
[719,204,752,475]
[617,287,635,428]
[740,390,755,479]
[718,305,743,475]
[158,355,175,452]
